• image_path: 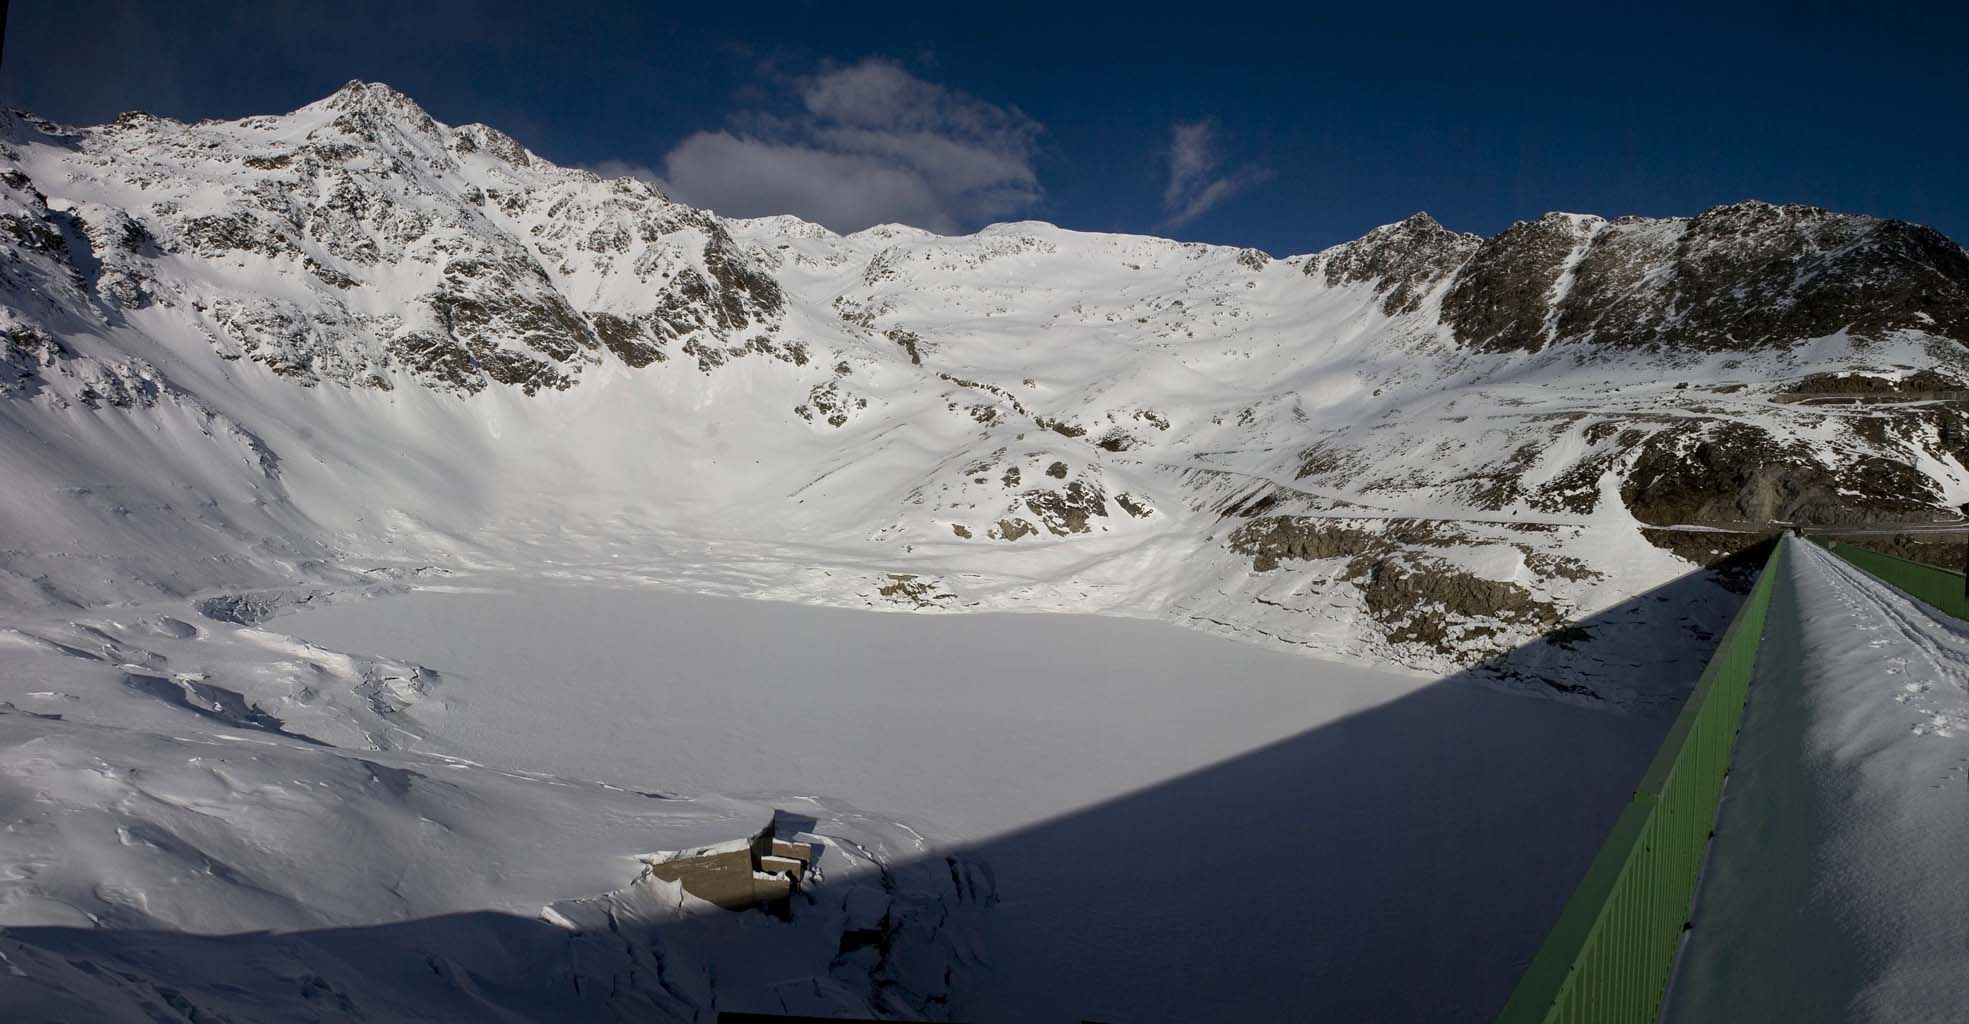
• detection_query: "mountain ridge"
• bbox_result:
[4,81,1967,695]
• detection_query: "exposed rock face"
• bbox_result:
[1022,479,1108,536]
[6,82,788,394]
[1620,420,1942,527]
[1437,202,1969,353]
[795,380,867,427]
[1353,554,1564,653]
[644,217,786,355]
[1,324,65,397]
[1660,203,1969,347]
[424,255,599,394]
[991,518,1037,541]
[877,574,956,607]
[1782,368,1968,401]
[1229,516,1424,573]
[588,311,665,367]
[1315,212,1481,315]
[1227,516,1568,660]
[1440,213,1601,351]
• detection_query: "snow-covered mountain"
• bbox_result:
[7,80,1969,1022]
[5,80,1968,685]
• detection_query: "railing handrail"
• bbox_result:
[1493,538,1785,1024]
[1813,538,1969,622]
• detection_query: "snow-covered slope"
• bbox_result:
[5,81,1968,683]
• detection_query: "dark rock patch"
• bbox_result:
[1440,213,1592,352]
[1023,480,1108,535]
[1620,420,1942,527]
[991,518,1036,541]
[1318,212,1481,316]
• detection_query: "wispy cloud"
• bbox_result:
[617,59,1042,235]
[1160,118,1271,229]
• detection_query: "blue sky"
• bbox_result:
[6,1,1966,255]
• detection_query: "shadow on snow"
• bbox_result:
[0,546,1772,1023]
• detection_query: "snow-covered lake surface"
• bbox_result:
[273,581,1670,1021]
[13,547,1961,1021]
[283,583,1438,840]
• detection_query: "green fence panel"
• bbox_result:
[1494,539,1785,1024]
[1818,541,1969,622]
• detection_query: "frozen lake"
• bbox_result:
[288,582,1442,840]
[285,581,1673,1022]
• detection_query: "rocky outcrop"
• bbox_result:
[423,255,598,394]
[1228,516,1436,573]
[1,324,65,397]
[1353,553,1564,652]
[795,379,867,427]
[5,81,790,396]
[1316,212,1481,315]
[1023,479,1109,536]
[1439,202,1969,353]
[1780,368,1969,402]
[1620,420,1943,527]
[1228,516,1567,658]
[587,311,666,366]
[877,574,956,607]
[1440,213,1600,351]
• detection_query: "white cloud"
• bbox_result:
[1160,118,1271,229]
[639,59,1042,235]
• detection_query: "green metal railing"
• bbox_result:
[1493,539,1784,1024]
[1816,540,1969,622]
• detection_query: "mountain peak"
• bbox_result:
[1315,210,1482,314]
[323,80,411,108]
[312,80,439,132]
